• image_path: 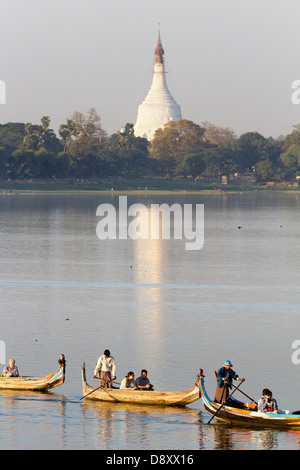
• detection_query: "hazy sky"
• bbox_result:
[0,0,299,139]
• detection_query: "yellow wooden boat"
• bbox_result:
[0,355,66,391]
[81,363,201,406]
[200,368,300,428]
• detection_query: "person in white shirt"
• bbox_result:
[93,349,116,388]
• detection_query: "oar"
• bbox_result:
[94,375,121,386]
[94,378,121,386]
[214,371,256,405]
[80,377,115,400]
[207,380,244,424]
[229,381,257,405]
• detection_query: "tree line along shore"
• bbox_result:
[1,108,300,190]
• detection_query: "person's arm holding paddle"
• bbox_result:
[214,360,244,404]
[92,349,116,388]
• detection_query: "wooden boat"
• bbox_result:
[199,368,300,428]
[81,363,201,406]
[0,355,66,391]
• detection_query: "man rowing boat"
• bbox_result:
[93,349,116,388]
[214,360,244,404]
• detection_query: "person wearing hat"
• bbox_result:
[214,360,245,404]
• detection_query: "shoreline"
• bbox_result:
[0,178,299,195]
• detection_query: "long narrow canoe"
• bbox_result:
[82,363,201,406]
[199,368,300,428]
[0,355,66,391]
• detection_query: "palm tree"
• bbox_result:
[59,119,77,153]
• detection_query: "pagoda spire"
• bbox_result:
[155,26,164,64]
[134,28,182,140]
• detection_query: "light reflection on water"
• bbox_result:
[0,191,300,449]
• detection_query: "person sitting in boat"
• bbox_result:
[134,369,154,391]
[214,360,244,404]
[3,358,19,377]
[258,389,278,414]
[93,349,116,388]
[120,371,135,389]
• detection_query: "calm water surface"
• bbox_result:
[0,191,300,450]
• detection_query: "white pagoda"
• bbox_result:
[134,31,182,141]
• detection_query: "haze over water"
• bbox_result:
[1,191,300,450]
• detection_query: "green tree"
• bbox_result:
[149,119,206,176]
[237,132,281,170]
[254,160,284,182]
[102,124,149,177]
[11,148,37,177]
[281,124,300,151]
[11,147,57,178]
[0,123,25,174]
[59,119,77,153]
[63,108,107,177]
[175,151,205,176]
[201,144,238,177]
[68,108,106,155]
[279,144,300,179]
[0,123,25,153]
[34,147,57,177]
[55,152,70,177]
[22,123,39,150]
[22,117,61,153]
[0,146,6,174]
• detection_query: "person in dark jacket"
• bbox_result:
[214,360,245,404]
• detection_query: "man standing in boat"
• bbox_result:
[93,349,116,388]
[214,360,244,404]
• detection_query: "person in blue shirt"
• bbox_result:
[214,360,245,404]
[258,389,278,413]
[134,369,154,391]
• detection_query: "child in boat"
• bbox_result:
[258,389,278,413]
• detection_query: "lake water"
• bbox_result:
[0,190,300,451]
